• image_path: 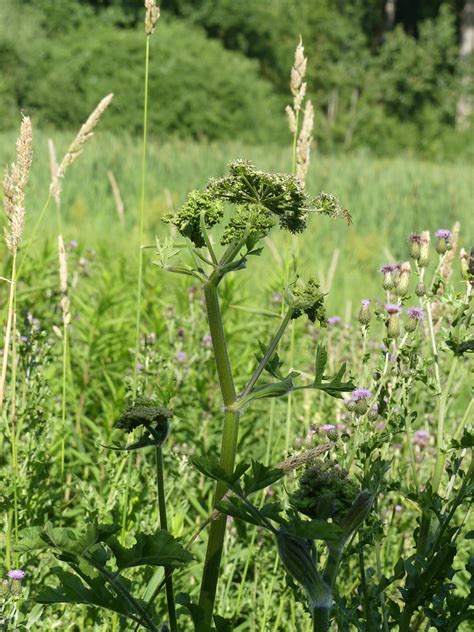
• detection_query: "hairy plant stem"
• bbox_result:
[155,446,177,631]
[198,279,238,628]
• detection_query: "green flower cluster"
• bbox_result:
[162,190,224,248]
[290,461,359,526]
[163,160,323,248]
[290,277,327,325]
[115,397,172,443]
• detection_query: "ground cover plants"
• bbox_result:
[1,3,473,631]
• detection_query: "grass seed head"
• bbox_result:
[145,0,160,35]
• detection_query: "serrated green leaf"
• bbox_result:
[314,345,328,382]
[243,460,285,496]
[107,531,192,570]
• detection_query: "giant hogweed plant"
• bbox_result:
[14,160,358,631]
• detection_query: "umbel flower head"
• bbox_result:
[290,461,359,526]
[288,277,327,326]
[163,161,345,248]
[115,397,172,447]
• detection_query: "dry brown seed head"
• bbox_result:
[285,105,297,134]
[296,100,314,186]
[58,235,71,326]
[145,0,160,35]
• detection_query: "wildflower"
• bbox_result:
[405,307,424,332]
[395,504,402,513]
[384,303,401,339]
[380,264,399,291]
[435,229,452,254]
[175,351,187,363]
[319,424,338,440]
[350,388,372,415]
[367,403,379,421]
[408,233,422,260]
[20,335,28,343]
[328,316,341,326]
[413,430,430,449]
[459,248,468,279]
[136,362,144,372]
[319,424,337,432]
[202,334,212,349]
[358,299,371,325]
[7,570,25,581]
[395,261,411,297]
[418,231,430,267]
[68,240,78,248]
[162,190,224,248]
[415,281,426,297]
[289,278,327,326]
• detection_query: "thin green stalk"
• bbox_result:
[60,324,68,478]
[155,446,177,631]
[284,320,296,453]
[432,355,458,492]
[16,192,52,282]
[0,255,17,414]
[198,281,238,628]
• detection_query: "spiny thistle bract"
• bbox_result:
[290,461,359,525]
[163,160,345,248]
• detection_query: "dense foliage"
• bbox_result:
[1,0,472,156]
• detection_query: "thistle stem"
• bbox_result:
[432,355,458,492]
[155,446,177,632]
[198,280,238,628]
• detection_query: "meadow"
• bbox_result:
[1,4,473,631]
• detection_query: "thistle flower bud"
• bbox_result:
[415,281,426,297]
[345,398,356,412]
[395,262,411,297]
[380,264,399,291]
[367,403,378,421]
[459,248,469,280]
[340,491,372,537]
[418,231,430,267]
[350,388,372,415]
[385,303,401,339]
[405,307,424,333]
[6,570,25,597]
[408,233,422,260]
[276,530,331,609]
[435,229,452,255]
[358,299,371,325]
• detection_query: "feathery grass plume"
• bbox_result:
[57,235,71,326]
[107,170,125,225]
[145,0,160,35]
[291,36,307,112]
[3,115,33,254]
[52,94,113,199]
[296,100,314,186]
[48,138,60,210]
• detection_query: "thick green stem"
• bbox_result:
[155,447,177,632]
[312,606,330,632]
[432,355,458,492]
[198,281,238,628]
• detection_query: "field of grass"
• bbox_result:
[0,127,473,631]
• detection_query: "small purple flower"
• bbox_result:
[380,263,399,273]
[395,504,402,513]
[351,388,372,401]
[406,307,424,321]
[202,335,212,349]
[68,240,78,249]
[136,362,144,372]
[413,430,430,448]
[320,424,337,432]
[328,316,341,326]
[385,303,401,315]
[435,229,451,240]
[361,299,370,307]
[7,570,25,581]
[20,335,28,343]
[175,351,187,363]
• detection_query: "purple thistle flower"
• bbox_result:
[413,430,430,448]
[7,570,25,580]
[361,299,370,307]
[20,335,28,343]
[385,303,401,315]
[68,240,78,249]
[408,233,422,243]
[435,229,451,239]
[136,362,144,372]
[175,351,187,363]
[202,335,212,349]
[328,316,341,326]
[407,307,424,321]
[351,388,372,401]
[380,263,399,273]
[320,424,337,431]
